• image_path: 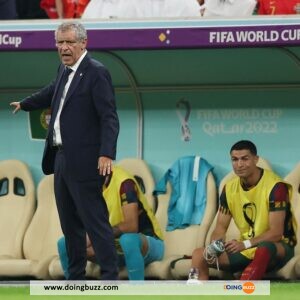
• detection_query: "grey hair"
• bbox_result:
[55,22,87,41]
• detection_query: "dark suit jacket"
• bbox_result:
[21,54,119,181]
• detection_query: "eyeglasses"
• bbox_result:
[243,203,256,238]
[56,40,78,47]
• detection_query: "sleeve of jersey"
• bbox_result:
[119,179,139,206]
[219,186,231,215]
[269,182,289,211]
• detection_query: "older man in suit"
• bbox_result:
[10,21,119,280]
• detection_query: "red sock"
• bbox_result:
[240,247,271,280]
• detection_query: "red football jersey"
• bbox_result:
[258,0,300,14]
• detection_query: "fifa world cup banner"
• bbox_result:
[1,19,300,51]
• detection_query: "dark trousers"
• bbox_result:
[54,150,118,280]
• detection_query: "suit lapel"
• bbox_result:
[51,66,65,107]
[48,65,65,131]
[46,65,65,141]
[62,55,90,109]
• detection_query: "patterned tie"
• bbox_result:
[49,67,73,146]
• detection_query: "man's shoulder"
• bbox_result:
[226,174,240,187]
[85,57,111,79]
[263,168,283,182]
[88,57,106,69]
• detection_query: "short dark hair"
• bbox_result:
[230,140,257,155]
